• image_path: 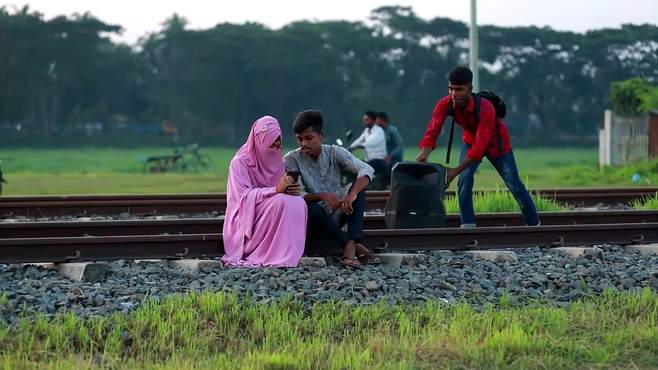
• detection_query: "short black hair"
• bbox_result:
[293,110,323,134]
[377,112,388,122]
[449,66,473,85]
[364,111,377,120]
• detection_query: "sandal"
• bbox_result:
[356,243,382,265]
[355,245,382,265]
[339,256,362,268]
[357,253,382,265]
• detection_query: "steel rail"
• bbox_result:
[2,210,658,239]
[2,222,657,264]
[1,187,656,217]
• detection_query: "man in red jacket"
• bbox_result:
[416,66,540,227]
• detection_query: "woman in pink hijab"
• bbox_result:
[222,116,307,267]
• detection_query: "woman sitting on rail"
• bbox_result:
[222,116,307,267]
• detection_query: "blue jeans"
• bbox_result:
[457,144,540,226]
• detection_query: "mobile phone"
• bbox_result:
[286,171,300,183]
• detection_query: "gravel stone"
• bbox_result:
[365,281,380,291]
[2,244,658,324]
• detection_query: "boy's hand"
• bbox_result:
[416,147,432,162]
[341,192,357,215]
[320,192,341,210]
[445,167,459,186]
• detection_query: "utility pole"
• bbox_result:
[469,0,479,91]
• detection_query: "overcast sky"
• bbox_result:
[5,0,658,44]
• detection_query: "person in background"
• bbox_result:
[349,110,388,181]
[285,110,381,268]
[0,160,6,195]
[222,116,307,267]
[376,111,404,177]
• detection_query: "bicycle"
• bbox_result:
[142,152,185,173]
[185,144,214,172]
[142,144,214,173]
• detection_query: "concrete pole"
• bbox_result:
[469,0,479,91]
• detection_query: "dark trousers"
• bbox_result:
[367,159,388,190]
[384,159,401,185]
[307,189,365,248]
[367,159,388,177]
[458,144,540,226]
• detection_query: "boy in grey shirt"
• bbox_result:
[284,110,381,268]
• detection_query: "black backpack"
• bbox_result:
[445,90,506,163]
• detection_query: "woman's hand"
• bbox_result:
[286,183,301,196]
[276,175,294,193]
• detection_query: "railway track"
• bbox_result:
[2,210,658,238]
[2,188,657,264]
[0,187,656,217]
[2,222,656,264]
[2,209,658,264]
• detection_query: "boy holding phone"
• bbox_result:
[284,110,381,268]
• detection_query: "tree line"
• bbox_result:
[1,5,657,147]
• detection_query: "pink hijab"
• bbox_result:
[234,116,284,186]
[223,115,306,267]
[225,116,284,245]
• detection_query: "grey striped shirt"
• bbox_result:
[284,145,374,200]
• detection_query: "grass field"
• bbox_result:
[0,146,655,195]
[1,290,657,369]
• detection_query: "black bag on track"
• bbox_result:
[384,162,447,229]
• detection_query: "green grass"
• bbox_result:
[632,193,658,210]
[0,148,234,195]
[2,172,227,195]
[0,148,233,174]
[444,190,565,213]
[0,146,653,196]
[561,157,658,187]
[1,290,658,369]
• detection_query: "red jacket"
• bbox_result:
[418,95,512,161]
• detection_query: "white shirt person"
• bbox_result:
[349,123,387,161]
